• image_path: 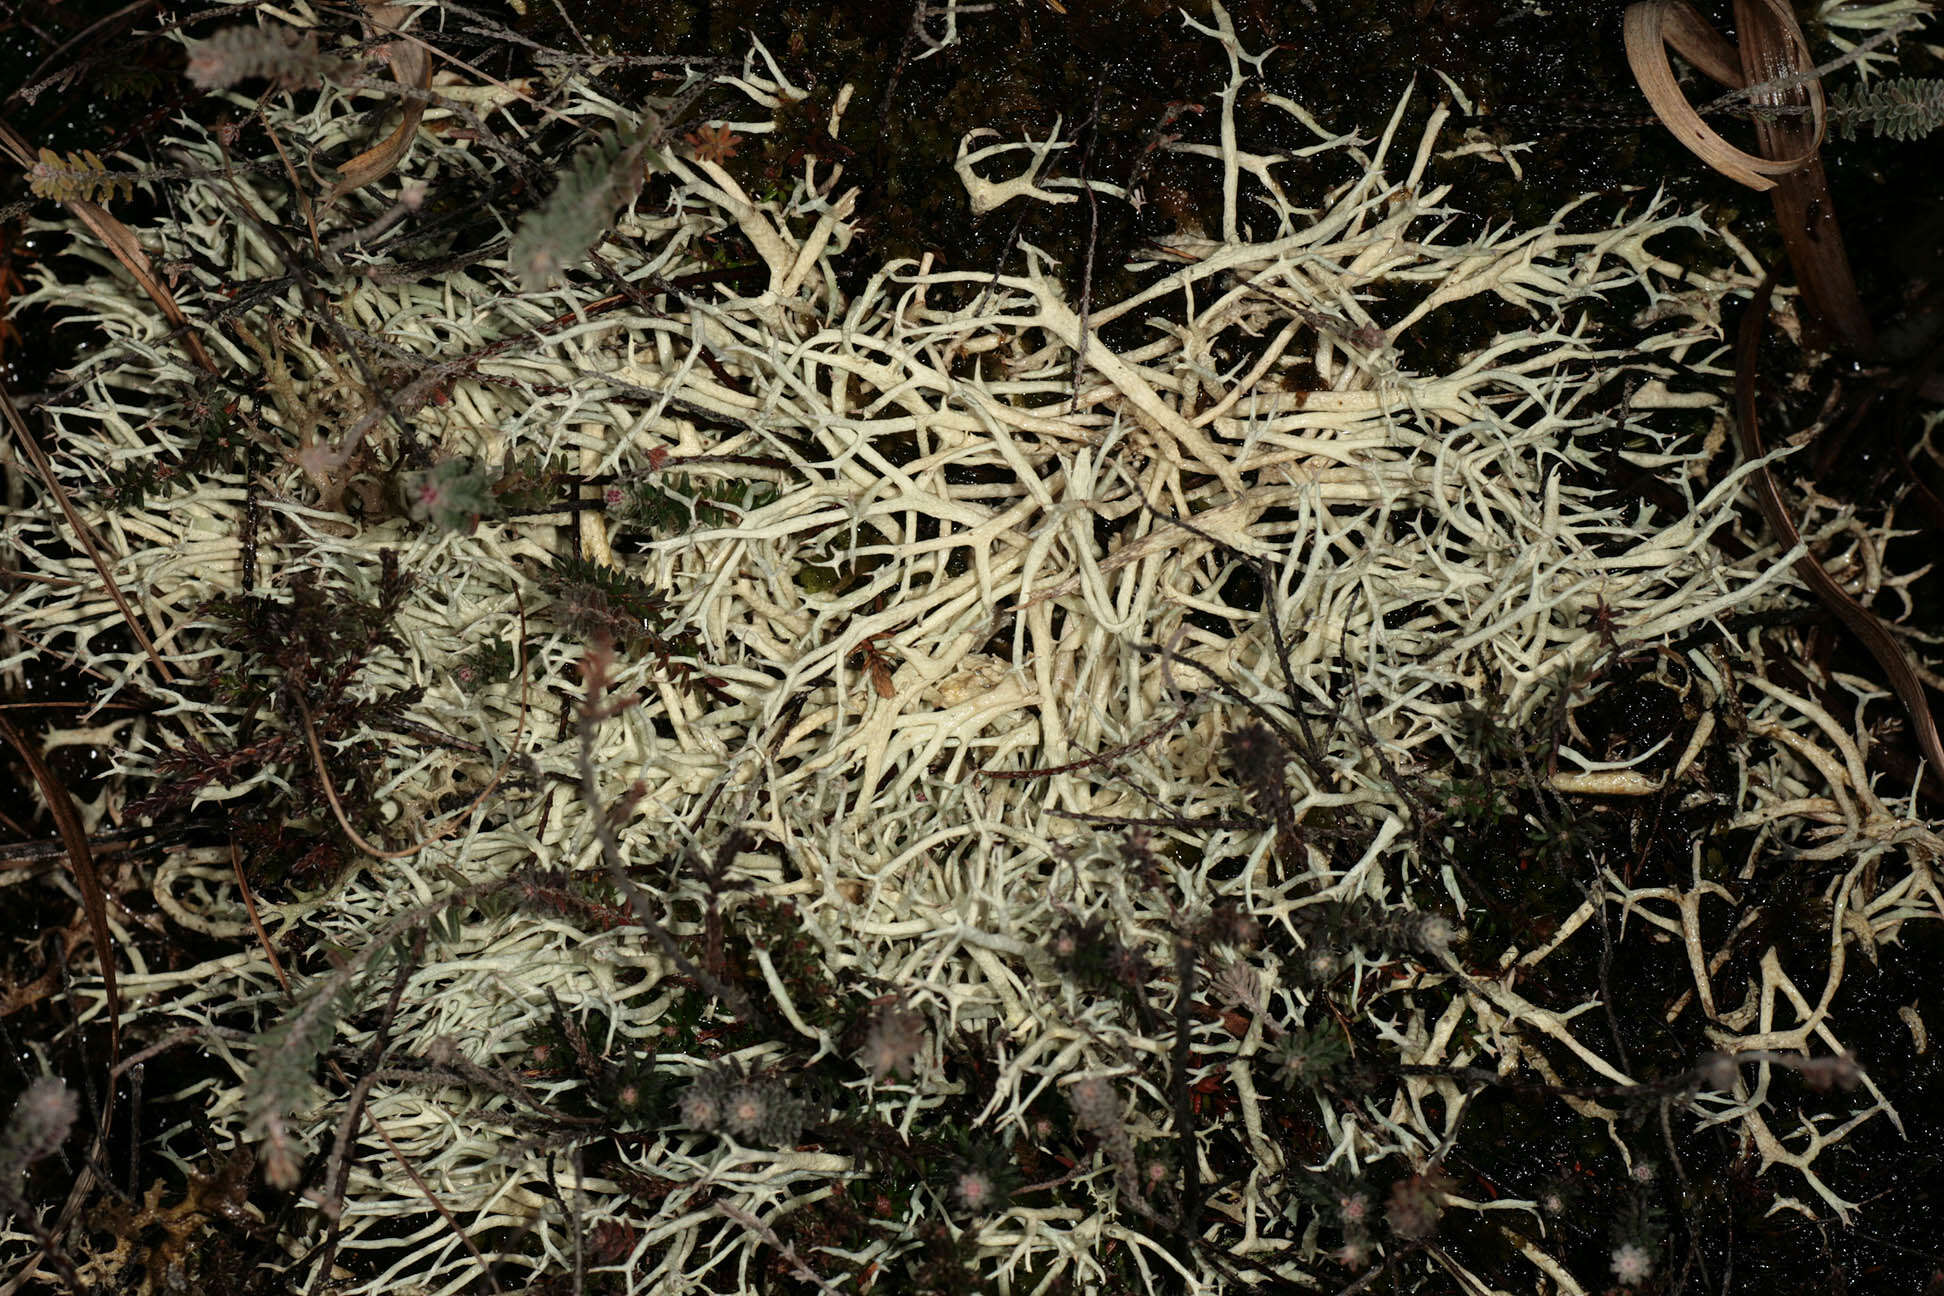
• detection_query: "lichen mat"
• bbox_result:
[4,4,1939,1294]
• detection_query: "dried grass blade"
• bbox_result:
[0,716,121,1068]
[325,5,432,203]
[0,116,217,375]
[1,386,177,684]
[1623,0,1821,192]
[1734,273,1944,791]
[1730,0,1871,351]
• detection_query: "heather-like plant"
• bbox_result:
[128,549,424,887]
[403,456,501,534]
[1271,1020,1351,1091]
[1829,75,1944,140]
[616,473,780,537]
[509,117,661,290]
[183,23,342,91]
[1383,1165,1453,1242]
[675,1062,811,1148]
[25,148,136,204]
[941,1138,1017,1219]
[0,1078,76,1204]
[858,1000,927,1083]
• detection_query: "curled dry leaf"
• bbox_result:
[1623,0,1826,192]
[325,3,433,203]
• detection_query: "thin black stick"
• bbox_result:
[1171,929,1203,1240]
[1068,82,1105,409]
